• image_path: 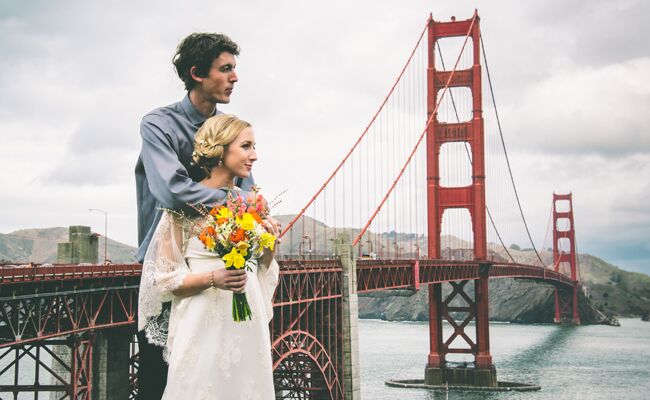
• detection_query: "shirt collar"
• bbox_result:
[181,94,217,125]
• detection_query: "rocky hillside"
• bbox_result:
[3,220,648,323]
[358,248,650,324]
[0,227,138,264]
[270,215,649,323]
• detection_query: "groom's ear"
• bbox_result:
[190,66,203,83]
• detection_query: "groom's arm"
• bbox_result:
[140,118,229,208]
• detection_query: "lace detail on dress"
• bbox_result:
[152,257,187,296]
[144,304,170,348]
[138,211,190,351]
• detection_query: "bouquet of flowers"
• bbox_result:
[196,187,276,322]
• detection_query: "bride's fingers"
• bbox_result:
[230,281,247,292]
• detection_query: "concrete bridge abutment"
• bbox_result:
[91,328,131,400]
[335,233,361,400]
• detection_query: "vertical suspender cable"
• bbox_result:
[480,33,544,265]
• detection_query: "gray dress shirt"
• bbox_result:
[135,95,253,262]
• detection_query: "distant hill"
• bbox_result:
[3,219,648,322]
[0,227,137,264]
[270,214,649,322]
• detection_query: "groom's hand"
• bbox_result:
[213,269,248,293]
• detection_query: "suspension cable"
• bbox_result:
[353,15,478,246]
[540,201,553,265]
[280,21,429,238]
[480,33,544,265]
[436,42,515,263]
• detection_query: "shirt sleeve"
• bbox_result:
[140,117,228,209]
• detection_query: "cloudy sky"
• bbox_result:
[1,0,648,274]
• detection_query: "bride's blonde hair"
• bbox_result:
[192,114,251,176]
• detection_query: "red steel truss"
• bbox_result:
[0,261,344,399]
[0,267,140,347]
[553,193,581,324]
[0,336,93,400]
[356,259,576,293]
[271,260,344,400]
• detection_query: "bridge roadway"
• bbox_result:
[0,260,576,347]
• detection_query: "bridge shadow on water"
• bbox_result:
[441,326,576,400]
[500,325,577,374]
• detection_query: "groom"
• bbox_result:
[135,32,252,400]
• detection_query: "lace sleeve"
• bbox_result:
[257,257,279,323]
[138,211,190,346]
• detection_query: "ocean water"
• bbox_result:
[359,318,650,400]
[1,319,647,399]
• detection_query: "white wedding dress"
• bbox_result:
[138,211,279,400]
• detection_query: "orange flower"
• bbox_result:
[229,228,246,243]
[250,212,263,223]
[217,218,228,225]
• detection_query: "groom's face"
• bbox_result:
[194,52,238,104]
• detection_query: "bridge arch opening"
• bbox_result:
[439,142,473,187]
[558,261,571,276]
[434,37,474,71]
[556,217,571,231]
[440,208,474,261]
[436,87,473,123]
[557,238,572,254]
[555,199,571,212]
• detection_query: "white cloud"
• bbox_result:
[0,0,648,274]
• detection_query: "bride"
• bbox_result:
[138,114,279,399]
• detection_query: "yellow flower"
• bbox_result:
[236,241,250,257]
[259,232,276,251]
[236,213,255,231]
[204,236,216,251]
[217,207,233,220]
[222,247,245,269]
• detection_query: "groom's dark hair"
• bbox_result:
[173,33,240,91]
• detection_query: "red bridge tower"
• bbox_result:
[425,11,497,387]
[552,193,581,324]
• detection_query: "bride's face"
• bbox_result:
[223,127,257,178]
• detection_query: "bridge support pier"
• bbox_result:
[92,328,131,400]
[424,271,497,388]
[335,233,361,400]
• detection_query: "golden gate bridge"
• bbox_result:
[0,11,582,399]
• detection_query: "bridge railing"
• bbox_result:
[0,263,142,284]
[357,259,577,293]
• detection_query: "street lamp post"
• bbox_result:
[89,208,107,264]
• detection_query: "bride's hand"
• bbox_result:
[212,269,248,293]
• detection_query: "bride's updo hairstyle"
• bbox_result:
[192,114,251,176]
